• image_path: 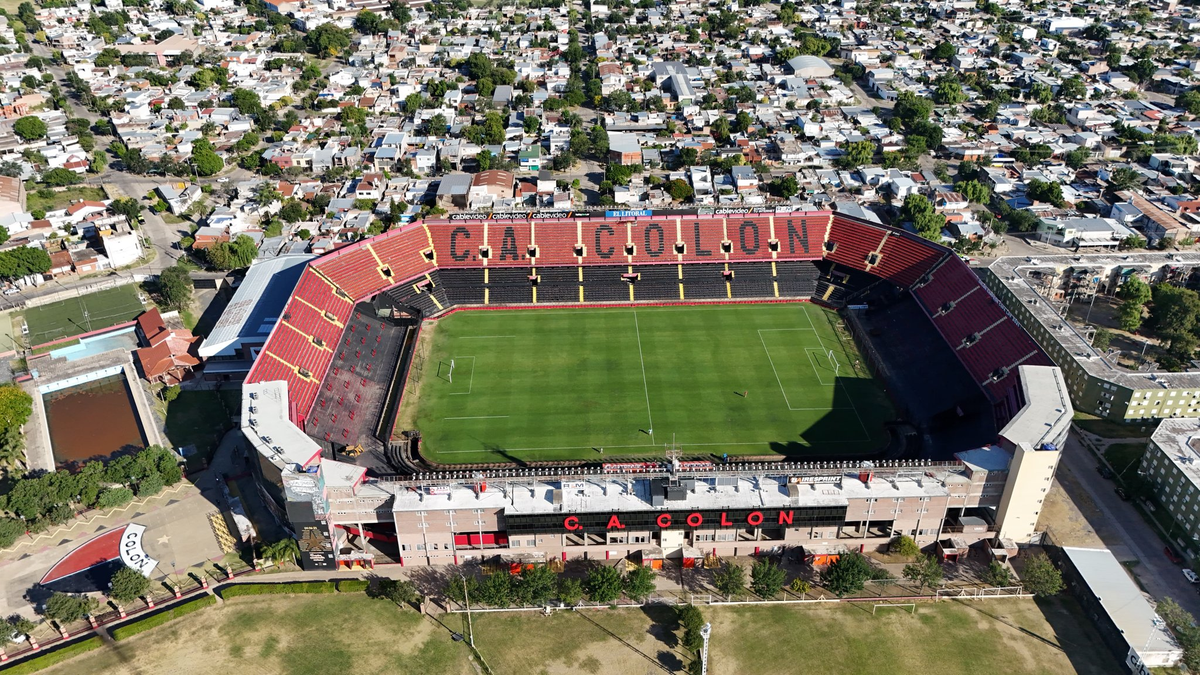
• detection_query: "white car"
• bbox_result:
[1184,568,1198,583]
[216,177,230,183]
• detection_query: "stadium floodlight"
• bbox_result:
[700,623,712,675]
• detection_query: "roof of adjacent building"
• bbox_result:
[0,175,22,204]
[199,254,313,358]
[1061,547,1182,662]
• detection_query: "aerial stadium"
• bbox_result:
[239,209,1072,569]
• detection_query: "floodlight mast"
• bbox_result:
[700,622,712,675]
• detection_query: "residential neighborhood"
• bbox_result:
[0,0,1195,281]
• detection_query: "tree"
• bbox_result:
[837,140,875,169]
[230,88,261,116]
[0,247,52,279]
[930,41,956,60]
[191,139,224,177]
[821,552,874,596]
[1057,76,1087,101]
[1151,285,1200,336]
[369,577,419,606]
[1064,147,1090,170]
[261,538,300,566]
[158,264,193,312]
[0,384,33,435]
[1092,328,1113,351]
[110,197,142,222]
[557,577,584,606]
[306,24,351,58]
[955,179,990,204]
[894,92,933,128]
[353,9,383,34]
[444,575,479,605]
[1178,89,1200,115]
[514,564,559,606]
[586,565,624,603]
[982,561,1014,587]
[13,116,47,141]
[43,593,98,624]
[665,178,694,202]
[109,566,150,604]
[900,193,945,241]
[1027,179,1064,206]
[476,572,513,608]
[890,535,920,558]
[41,168,81,187]
[1020,553,1064,597]
[902,554,943,591]
[624,565,656,602]
[1118,276,1152,332]
[750,559,787,598]
[589,125,609,157]
[280,200,308,223]
[713,562,746,597]
[1108,167,1142,192]
[933,79,966,106]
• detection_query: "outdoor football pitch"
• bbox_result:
[398,302,895,464]
[23,284,146,346]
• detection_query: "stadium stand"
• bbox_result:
[247,210,1050,447]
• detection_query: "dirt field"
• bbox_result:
[41,594,1120,675]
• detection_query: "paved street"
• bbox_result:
[1056,431,1200,616]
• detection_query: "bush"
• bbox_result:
[890,535,920,557]
[2,636,103,674]
[110,595,217,640]
[109,566,151,604]
[789,578,811,594]
[220,582,338,598]
[95,487,134,510]
[0,517,25,548]
[336,579,369,593]
[135,473,164,497]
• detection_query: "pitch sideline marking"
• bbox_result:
[633,310,654,443]
[803,306,870,440]
[448,356,476,395]
[457,335,516,339]
[758,330,796,410]
[444,415,509,420]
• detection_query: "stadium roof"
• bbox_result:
[199,254,313,359]
[242,380,322,471]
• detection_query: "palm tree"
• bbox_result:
[261,538,300,566]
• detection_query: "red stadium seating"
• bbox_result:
[248,209,1050,426]
[872,232,947,286]
[826,216,886,272]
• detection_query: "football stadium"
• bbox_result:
[240,209,1073,569]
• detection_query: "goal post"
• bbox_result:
[828,350,840,377]
[872,603,916,615]
[449,358,455,383]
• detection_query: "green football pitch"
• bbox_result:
[398,303,895,464]
[23,285,146,346]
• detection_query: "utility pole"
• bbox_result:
[461,572,475,649]
[700,623,712,675]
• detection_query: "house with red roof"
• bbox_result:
[133,307,201,385]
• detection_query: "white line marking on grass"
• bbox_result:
[448,356,476,395]
[758,330,795,410]
[804,348,836,386]
[633,310,654,443]
[457,335,516,339]
[757,327,814,332]
[804,306,870,440]
[443,415,510,420]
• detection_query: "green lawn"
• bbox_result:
[468,597,1119,675]
[160,389,240,467]
[25,186,107,215]
[1072,412,1154,440]
[23,285,146,346]
[399,303,894,464]
[40,595,474,675]
[1105,442,1147,477]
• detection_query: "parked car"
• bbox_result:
[1184,569,1199,583]
[1115,487,1130,501]
[1166,546,1186,564]
[1097,465,1114,479]
[216,177,230,183]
